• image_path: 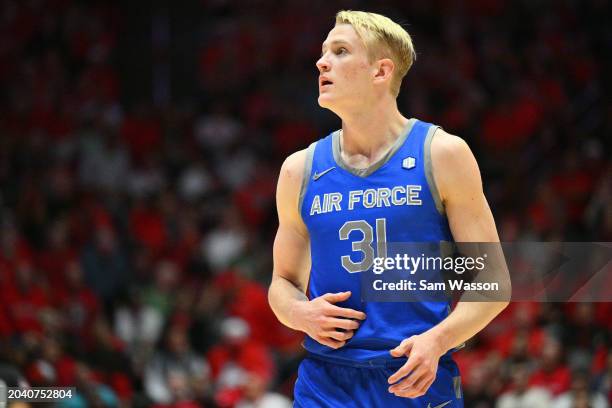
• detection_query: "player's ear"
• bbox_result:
[373,58,394,85]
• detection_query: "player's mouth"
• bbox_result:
[319,76,333,90]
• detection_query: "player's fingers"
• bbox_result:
[328,304,366,320]
[327,317,360,331]
[394,387,420,399]
[387,357,418,384]
[316,335,345,349]
[321,291,352,303]
[389,336,414,358]
[325,330,354,342]
[389,368,427,393]
[415,375,436,396]
[393,373,434,398]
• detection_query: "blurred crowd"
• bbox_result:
[0,0,610,407]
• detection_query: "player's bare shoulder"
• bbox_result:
[430,128,482,203]
[279,149,308,189]
[276,149,309,227]
[430,128,472,166]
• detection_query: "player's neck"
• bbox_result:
[339,103,409,161]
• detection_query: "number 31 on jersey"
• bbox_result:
[338,218,387,273]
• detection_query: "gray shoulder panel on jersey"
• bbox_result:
[424,126,445,215]
[453,376,463,399]
[332,118,417,178]
[298,141,317,215]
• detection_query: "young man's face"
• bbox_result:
[316,24,377,111]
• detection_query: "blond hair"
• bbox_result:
[335,10,416,97]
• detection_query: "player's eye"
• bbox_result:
[335,47,348,55]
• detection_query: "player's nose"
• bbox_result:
[316,54,331,72]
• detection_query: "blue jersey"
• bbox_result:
[299,118,453,364]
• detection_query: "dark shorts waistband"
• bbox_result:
[306,352,407,369]
[305,351,457,369]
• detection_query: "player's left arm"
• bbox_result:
[388,129,510,398]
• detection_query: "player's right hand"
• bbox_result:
[294,291,366,349]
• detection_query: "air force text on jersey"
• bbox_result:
[310,185,422,215]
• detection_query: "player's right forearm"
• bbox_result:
[268,275,309,332]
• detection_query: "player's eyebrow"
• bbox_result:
[321,40,350,54]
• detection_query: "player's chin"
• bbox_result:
[317,95,334,109]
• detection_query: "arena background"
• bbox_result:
[0,0,610,407]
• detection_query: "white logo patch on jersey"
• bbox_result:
[402,157,416,169]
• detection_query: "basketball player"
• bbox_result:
[268,10,509,407]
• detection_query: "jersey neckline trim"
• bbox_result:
[331,118,417,178]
